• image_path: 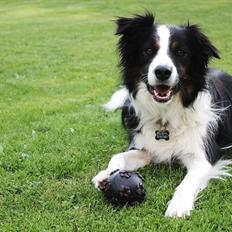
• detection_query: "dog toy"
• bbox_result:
[99,169,146,205]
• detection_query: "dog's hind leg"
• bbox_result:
[92,150,151,189]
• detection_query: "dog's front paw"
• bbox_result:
[165,196,194,218]
[92,170,110,189]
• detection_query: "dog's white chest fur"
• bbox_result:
[131,84,218,163]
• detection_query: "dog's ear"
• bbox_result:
[115,12,155,35]
[187,24,220,59]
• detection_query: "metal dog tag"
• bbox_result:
[155,129,170,141]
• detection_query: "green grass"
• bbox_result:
[0,0,232,231]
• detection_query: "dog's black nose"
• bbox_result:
[154,66,172,81]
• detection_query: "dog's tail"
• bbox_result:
[104,88,129,112]
[199,159,232,191]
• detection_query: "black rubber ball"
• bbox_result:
[99,169,146,206]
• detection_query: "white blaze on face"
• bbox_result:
[148,25,178,86]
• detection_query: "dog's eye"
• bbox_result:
[144,48,154,55]
[176,49,186,57]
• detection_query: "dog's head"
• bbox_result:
[116,12,219,107]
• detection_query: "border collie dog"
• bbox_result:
[92,13,232,218]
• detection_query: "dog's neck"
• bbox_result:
[132,83,217,137]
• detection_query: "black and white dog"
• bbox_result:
[92,13,232,218]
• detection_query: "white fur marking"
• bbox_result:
[148,25,178,87]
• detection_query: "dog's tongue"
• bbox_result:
[154,85,171,96]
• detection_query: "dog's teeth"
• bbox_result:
[154,90,171,99]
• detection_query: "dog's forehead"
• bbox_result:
[169,25,188,40]
[153,25,187,47]
[155,25,170,48]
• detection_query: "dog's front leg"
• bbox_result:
[165,156,212,218]
[92,150,151,189]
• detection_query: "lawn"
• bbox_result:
[0,0,232,231]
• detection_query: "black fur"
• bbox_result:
[121,99,140,145]
[116,13,155,93]
[169,25,220,106]
[205,69,232,163]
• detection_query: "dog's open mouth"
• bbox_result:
[148,85,173,103]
